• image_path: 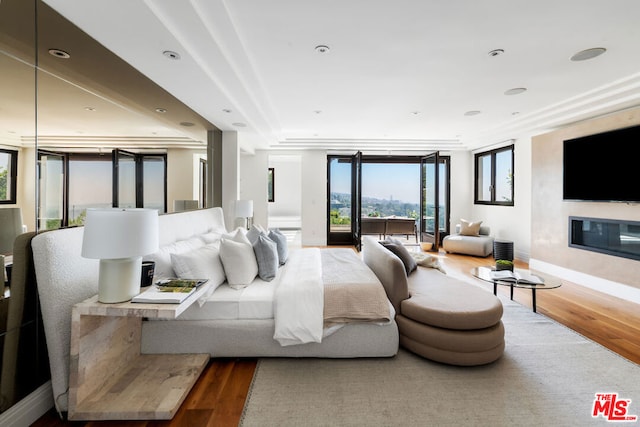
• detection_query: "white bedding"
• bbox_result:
[179,278,278,320]
[167,246,392,347]
[273,248,324,346]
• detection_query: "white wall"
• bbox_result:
[268,155,302,220]
[240,150,269,229]
[166,148,206,213]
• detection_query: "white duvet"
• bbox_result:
[273,248,324,346]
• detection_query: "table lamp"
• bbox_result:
[235,199,254,229]
[81,208,159,303]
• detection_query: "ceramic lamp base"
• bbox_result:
[98,257,142,303]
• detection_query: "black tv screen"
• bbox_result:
[563,125,640,203]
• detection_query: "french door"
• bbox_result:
[420,152,449,251]
[327,152,362,247]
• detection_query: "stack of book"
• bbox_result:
[132,278,208,304]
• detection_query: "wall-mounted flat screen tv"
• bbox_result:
[563,124,640,203]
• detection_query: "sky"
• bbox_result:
[330,161,421,204]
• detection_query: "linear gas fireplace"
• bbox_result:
[569,216,640,261]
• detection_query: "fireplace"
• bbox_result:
[569,216,640,261]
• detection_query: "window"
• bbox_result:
[38,150,167,230]
[475,145,514,205]
[0,149,18,204]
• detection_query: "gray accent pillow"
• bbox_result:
[380,240,417,275]
[253,234,278,281]
[268,229,288,265]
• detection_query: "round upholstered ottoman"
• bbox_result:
[398,278,505,366]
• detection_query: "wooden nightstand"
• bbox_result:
[68,283,211,420]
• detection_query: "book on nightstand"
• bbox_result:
[132,278,208,304]
[489,270,544,285]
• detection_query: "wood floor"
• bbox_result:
[32,250,640,427]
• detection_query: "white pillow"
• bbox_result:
[219,237,258,289]
[200,231,223,244]
[144,237,205,280]
[170,244,226,294]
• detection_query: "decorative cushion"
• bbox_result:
[200,231,223,244]
[253,234,279,281]
[170,243,226,290]
[246,224,267,244]
[380,240,417,275]
[268,229,289,265]
[460,219,482,236]
[219,234,258,289]
[144,237,205,280]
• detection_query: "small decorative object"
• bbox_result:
[81,208,159,303]
[420,242,433,252]
[140,261,155,287]
[495,259,514,271]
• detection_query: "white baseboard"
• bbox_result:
[0,381,54,427]
[529,258,640,305]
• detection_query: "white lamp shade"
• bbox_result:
[235,200,253,218]
[81,208,159,259]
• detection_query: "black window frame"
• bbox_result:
[0,148,18,205]
[474,144,514,206]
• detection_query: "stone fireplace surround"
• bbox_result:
[530,107,640,305]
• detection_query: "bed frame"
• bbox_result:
[31,208,398,415]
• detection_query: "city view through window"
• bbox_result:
[329,162,445,234]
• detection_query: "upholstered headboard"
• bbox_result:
[30,207,227,415]
[32,227,98,414]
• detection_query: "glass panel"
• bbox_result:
[570,217,640,261]
[143,156,165,212]
[361,163,420,219]
[68,157,111,225]
[38,153,64,230]
[0,150,15,202]
[422,159,436,235]
[117,151,136,208]
[329,158,352,234]
[477,154,492,201]
[438,162,447,232]
[495,149,513,202]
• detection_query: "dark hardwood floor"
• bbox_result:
[32,250,640,426]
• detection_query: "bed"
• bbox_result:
[31,207,398,414]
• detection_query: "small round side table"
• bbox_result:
[493,239,514,261]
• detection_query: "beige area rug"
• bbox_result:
[240,295,640,426]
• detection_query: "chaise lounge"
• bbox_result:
[362,236,505,366]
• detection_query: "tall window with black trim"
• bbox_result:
[0,148,18,204]
[474,145,514,206]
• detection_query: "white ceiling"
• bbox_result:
[43,0,640,153]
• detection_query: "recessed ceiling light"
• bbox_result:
[410,111,420,115]
[48,48,70,59]
[155,108,167,113]
[571,47,606,61]
[488,49,504,57]
[222,109,232,113]
[163,50,181,60]
[504,87,527,96]
[315,45,330,54]
[84,107,96,111]
[180,121,195,127]
[464,110,481,116]
[232,122,247,127]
